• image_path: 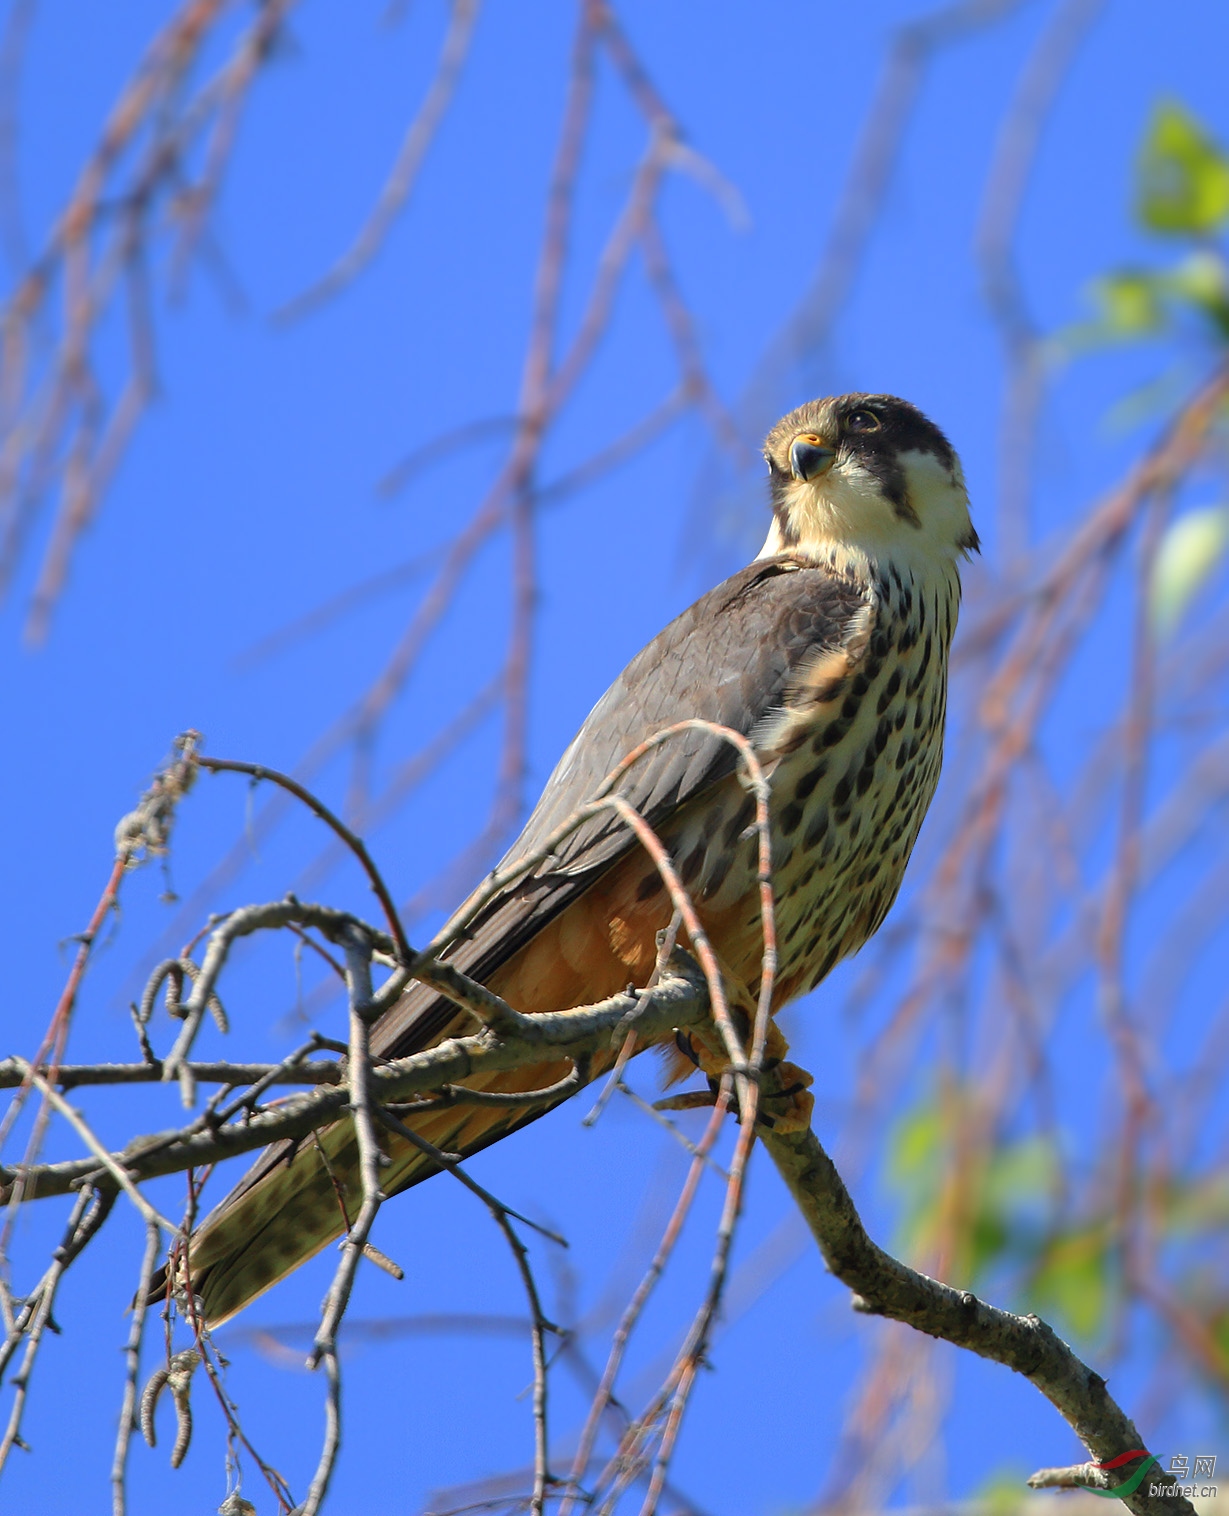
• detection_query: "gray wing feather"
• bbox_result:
[372,555,869,1059]
[187,556,870,1239]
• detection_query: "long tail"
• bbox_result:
[178,854,675,1326]
[169,830,697,1328]
[187,1045,587,1326]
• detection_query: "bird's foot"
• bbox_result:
[753,1059,814,1133]
[668,1023,815,1133]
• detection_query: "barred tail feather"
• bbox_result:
[191,1057,580,1327]
[176,843,676,1326]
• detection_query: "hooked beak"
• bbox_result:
[789,435,836,482]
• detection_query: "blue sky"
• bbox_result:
[2,1,1228,1512]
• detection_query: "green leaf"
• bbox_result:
[1150,505,1229,637]
[885,1094,1060,1280]
[1062,253,1229,358]
[887,1098,942,1185]
[1159,1169,1229,1234]
[1029,1226,1111,1340]
[1092,270,1168,337]
[1164,249,1229,338]
[1213,1308,1229,1374]
[1056,270,1169,358]
[973,1469,1035,1516]
[885,1098,944,1258]
[1137,100,1229,235]
[967,1135,1058,1278]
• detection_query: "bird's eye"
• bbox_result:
[845,409,881,433]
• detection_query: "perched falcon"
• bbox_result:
[186,393,978,1325]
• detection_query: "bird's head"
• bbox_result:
[759,394,979,574]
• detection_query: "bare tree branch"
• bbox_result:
[760,1118,1195,1516]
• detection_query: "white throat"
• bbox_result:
[758,448,971,592]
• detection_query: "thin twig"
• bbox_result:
[276,0,483,321]
[0,968,711,1205]
[0,1186,114,1471]
[192,756,411,961]
[560,1080,731,1516]
[111,1219,163,1516]
[760,1115,1194,1516]
[18,1066,177,1234]
[300,926,385,1515]
[0,1057,344,1091]
[374,1105,562,1515]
